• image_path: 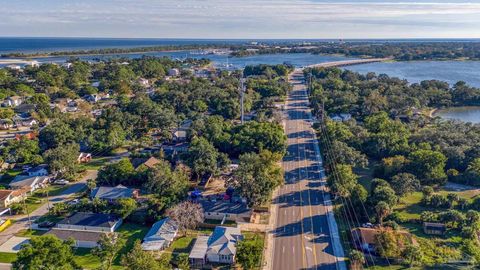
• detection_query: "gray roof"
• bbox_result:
[207,226,242,256]
[200,200,250,215]
[189,235,209,259]
[10,175,49,188]
[58,212,121,228]
[46,229,108,242]
[143,218,178,243]
[91,185,135,200]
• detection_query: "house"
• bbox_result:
[15,132,37,140]
[84,94,101,103]
[423,222,446,235]
[138,78,150,87]
[0,120,13,130]
[168,68,180,77]
[26,164,49,177]
[172,120,192,143]
[189,226,243,267]
[131,156,161,170]
[4,96,23,107]
[200,200,252,223]
[351,227,414,254]
[9,175,50,192]
[141,218,178,251]
[0,188,28,208]
[13,104,36,116]
[46,229,111,248]
[77,152,92,163]
[189,235,209,268]
[55,212,122,233]
[90,185,139,201]
[330,113,352,122]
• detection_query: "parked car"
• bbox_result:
[38,221,55,228]
[53,179,69,185]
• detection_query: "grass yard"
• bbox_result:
[79,157,111,170]
[15,229,46,237]
[0,169,22,186]
[394,188,479,221]
[0,252,17,263]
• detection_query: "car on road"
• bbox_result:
[53,179,69,185]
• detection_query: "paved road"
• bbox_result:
[271,70,346,270]
[0,170,97,245]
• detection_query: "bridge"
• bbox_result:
[305,57,392,69]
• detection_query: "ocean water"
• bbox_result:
[344,61,480,88]
[2,37,480,88]
[434,106,480,124]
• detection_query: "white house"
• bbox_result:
[189,226,243,267]
[138,78,150,87]
[141,218,178,251]
[0,189,28,208]
[4,96,23,107]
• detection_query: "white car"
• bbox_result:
[53,179,69,185]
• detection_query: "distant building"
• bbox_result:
[26,164,48,177]
[330,113,352,122]
[141,218,178,251]
[138,78,150,87]
[77,152,92,163]
[0,188,28,208]
[200,200,252,223]
[423,222,446,235]
[56,212,122,233]
[351,227,414,254]
[90,185,139,201]
[168,68,180,77]
[4,96,23,107]
[131,156,161,170]
[189,226,243,267]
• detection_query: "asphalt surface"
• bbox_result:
[271,70,346,270]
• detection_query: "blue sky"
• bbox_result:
[1,0,480,38]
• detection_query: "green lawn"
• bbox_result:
[79,157,111,170]
[15,229,46,237]
[0,252,17,263]
[0,169,22,186]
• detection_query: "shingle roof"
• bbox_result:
[58,212,121,228]
[10,175,49,188]
[46,229,109,242]
[91,185,135,200]
[143,218,178,243]
[207,226,242,256]
[131,157,160,169]
[0,190,13,201]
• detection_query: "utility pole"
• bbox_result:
[240,77,246,124]
[23,196,32,230]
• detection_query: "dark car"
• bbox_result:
[38,221,55,228]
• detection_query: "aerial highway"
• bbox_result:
[269,68,347,270]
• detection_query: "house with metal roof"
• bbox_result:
[200,200,252,222]
[141,218,178,251]
[90,185,138,202]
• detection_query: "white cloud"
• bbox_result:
[0,0,479,38]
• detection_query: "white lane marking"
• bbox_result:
[283,246,285,254]
[292,246,295,254]
[306,247,313,252]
